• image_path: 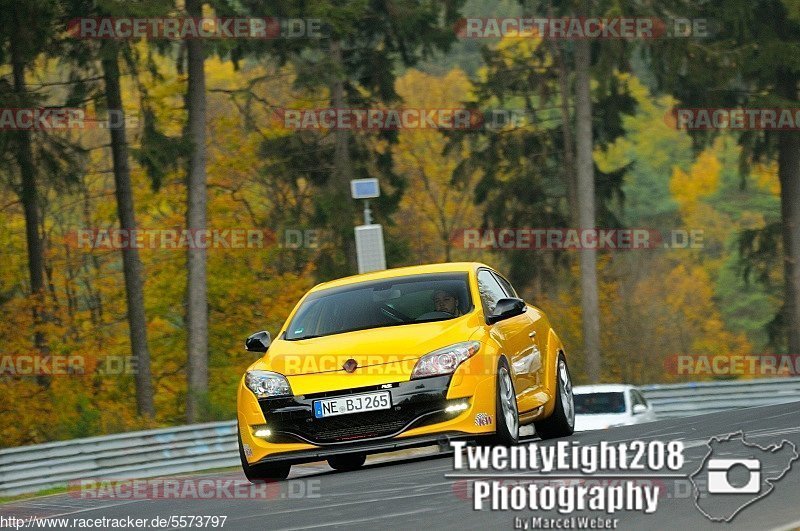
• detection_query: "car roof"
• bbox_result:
[573,384,638,394]
[308,262,492,292]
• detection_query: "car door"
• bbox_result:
[476,269,531,403]
[491,271,546,413]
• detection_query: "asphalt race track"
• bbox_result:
[2,401,799,530]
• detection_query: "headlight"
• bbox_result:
[411,341,480,379]
[245,370,292,398]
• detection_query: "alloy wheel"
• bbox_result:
[558,358,575,429]
[498,367,519,439]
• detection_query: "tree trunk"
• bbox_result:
[775,72,800,355]
[575,36,602,383]
[101,41,154,418]
[778,131,800,354]
[330,40,358,273]
[554,42,578,219]
[10,13,47,354]
[547,0,577,220]
[185,0,209,423]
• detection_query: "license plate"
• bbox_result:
[313,391,392,419]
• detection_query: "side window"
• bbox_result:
[493,272,518,298]
[477,270,507,314]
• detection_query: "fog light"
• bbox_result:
[253,426,271,438]
[445,401,469,414]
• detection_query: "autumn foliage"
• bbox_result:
[0,46,784,447]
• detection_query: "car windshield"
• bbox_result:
[284,273,473,340]
[574,392,626,414]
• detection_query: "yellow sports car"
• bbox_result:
[237,262,574,480]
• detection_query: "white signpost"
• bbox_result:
[351,178,386,274]
[354,225,387,274]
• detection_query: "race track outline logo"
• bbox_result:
[690,431,798,522]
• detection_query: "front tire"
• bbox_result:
[493,358,520,445]
[534,353,575,439]
[327,453,367,471]
[238,429,291,482]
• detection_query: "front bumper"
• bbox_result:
[259,375,455,445]
[251,432,470,466]
[238,371,497,464]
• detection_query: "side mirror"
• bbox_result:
[487,298,527,324]
[245,331,271,353]
[632,404,647,415]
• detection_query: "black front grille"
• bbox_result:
[279,400,444,443]
[258,376,452,445]
[298,413,409,442]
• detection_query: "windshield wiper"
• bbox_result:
[285,334,325,341]
[286,317,450,340]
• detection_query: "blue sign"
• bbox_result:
[350,178,380,199]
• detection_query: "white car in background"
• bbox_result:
[572,384,657,431]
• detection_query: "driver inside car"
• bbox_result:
[433,288,462,317]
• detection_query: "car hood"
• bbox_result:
[573,413,632,431]
[250,317,478,376]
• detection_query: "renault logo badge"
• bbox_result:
[343,359,358,373]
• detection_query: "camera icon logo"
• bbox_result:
[707,458,761,494]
